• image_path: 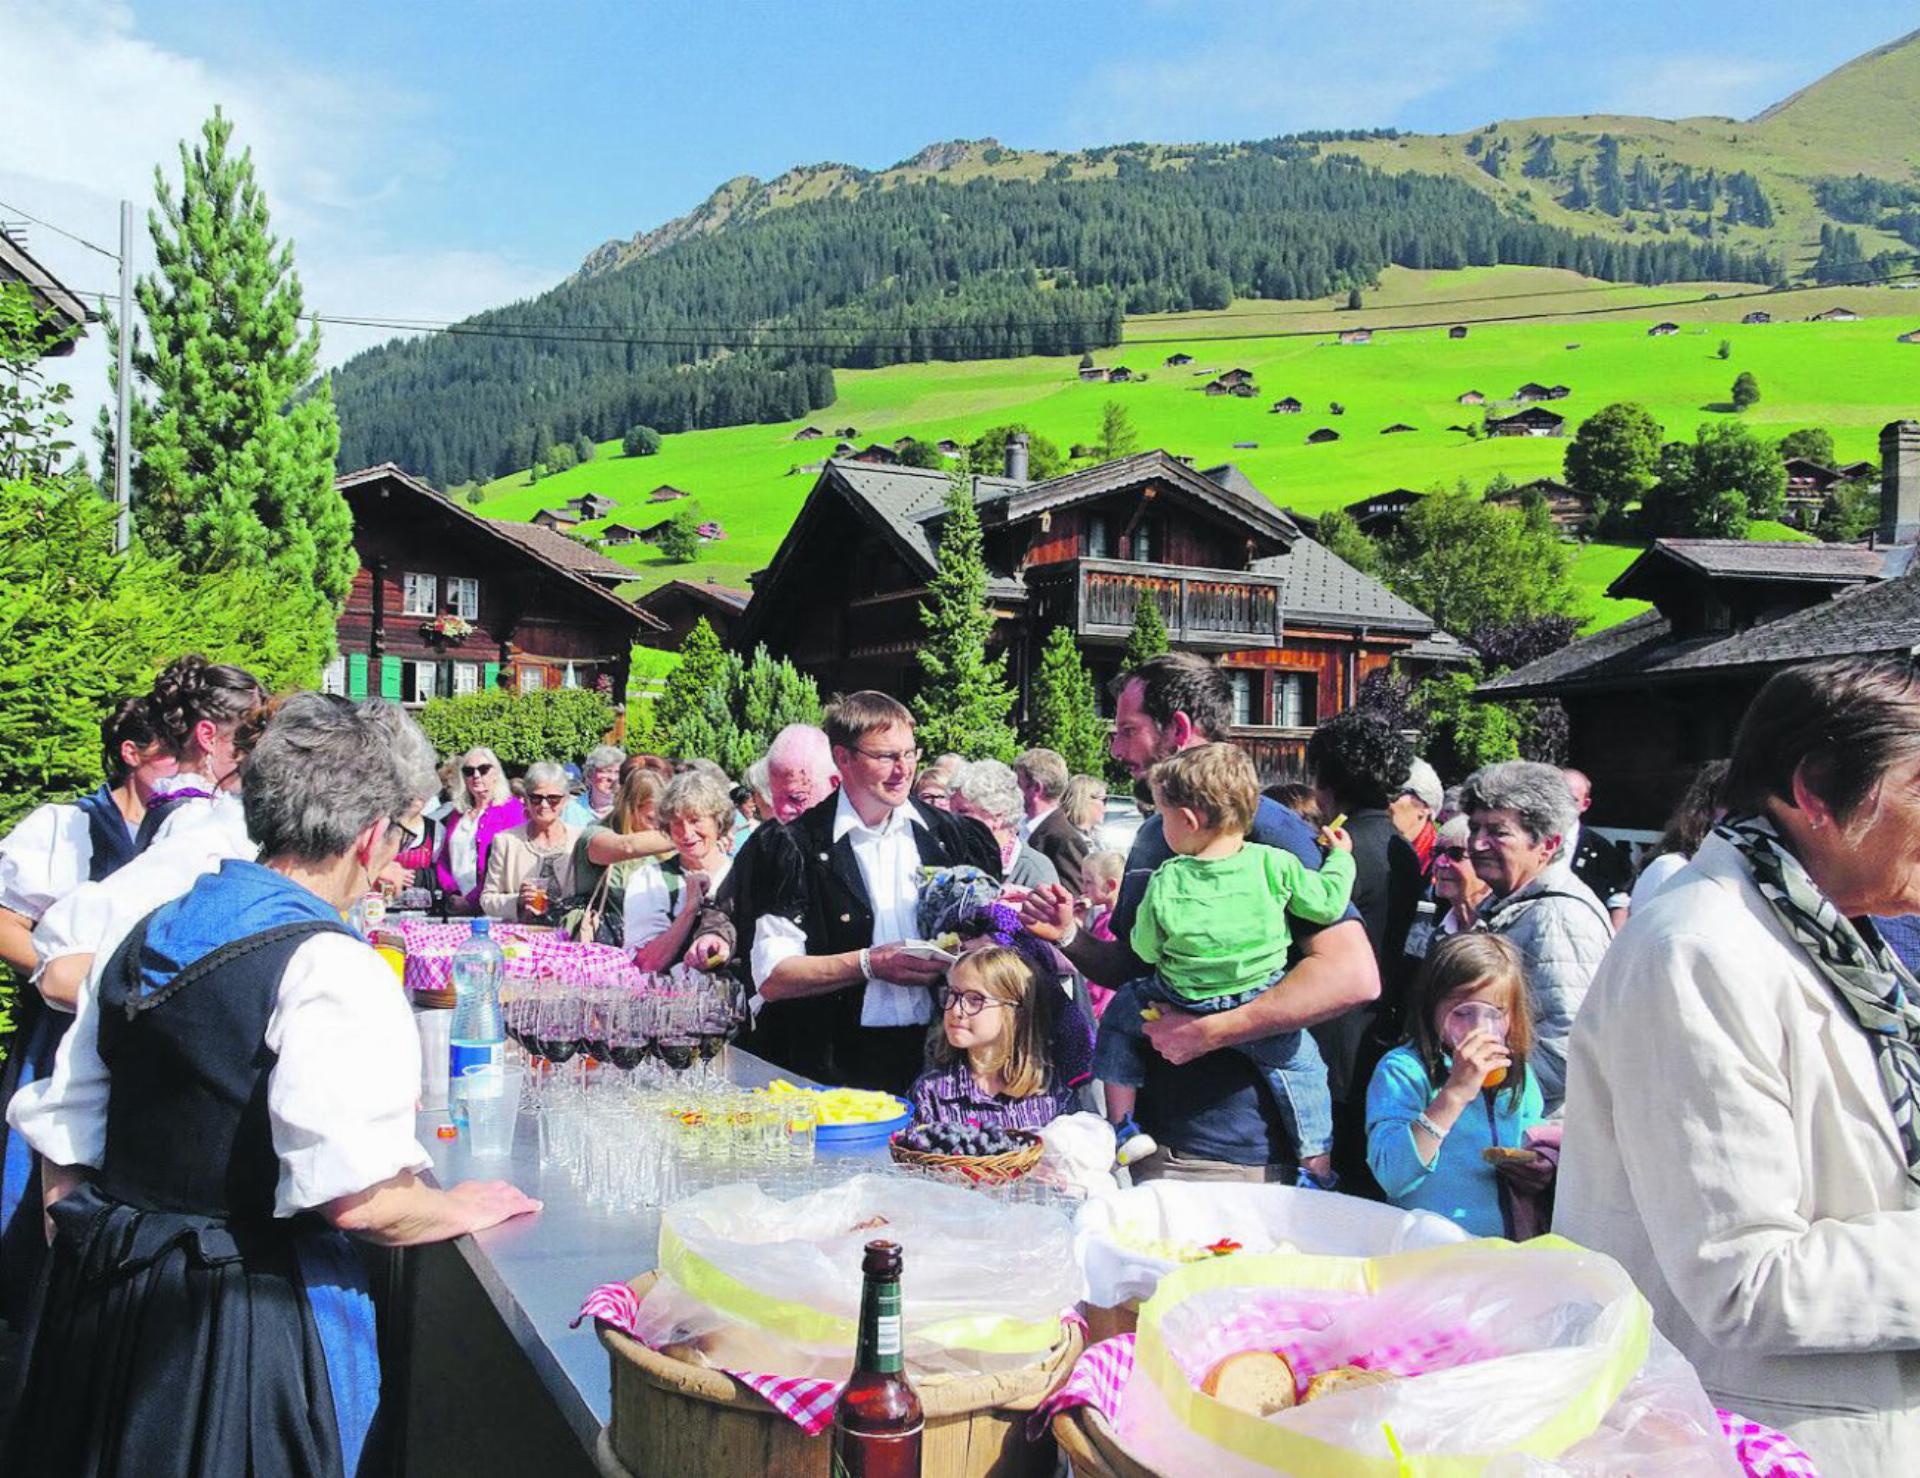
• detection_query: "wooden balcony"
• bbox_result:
[1035,557,1285,649]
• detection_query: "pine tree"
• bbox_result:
[1731,371,1761,412]
[1122,590,1171,671]
[654,618,734,759]
[108,109,351,641]
[914,468,1018,760]
[1096,400,1138,461]
[1028,625,1107,777]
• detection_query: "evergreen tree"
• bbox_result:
[1096,400,1138,461]
[1523,135,1559,180]
[914,469,1018,760]
[654,618,733,758]
[1028,624,1107,776]
[734,644,824,757]
[1345,287,1363,311]
[1564,402,1663,507]
[573,432,596,463]
[107,108,349,672]
[1731,371,1761,412]
[1122,590,1171,671]
[658,505,702,562]
[622,424,663,457]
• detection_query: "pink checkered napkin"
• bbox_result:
[1717,1410,1822,1478]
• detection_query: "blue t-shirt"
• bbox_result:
[1121,796,1358,1167]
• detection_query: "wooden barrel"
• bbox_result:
[1050,1409,1164,1478]
[597,1273,1082,1478]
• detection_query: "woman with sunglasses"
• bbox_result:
[480,761,581,923]
[1403,815,1493,961]
[907,945,1085,1133]
[401,746,524,915]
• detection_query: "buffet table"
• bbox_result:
[394,1048,876,1478]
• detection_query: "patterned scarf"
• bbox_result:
[1716,814,1920,1187]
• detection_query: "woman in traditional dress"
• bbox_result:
[5,692,539,1478]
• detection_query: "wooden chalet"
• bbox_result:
[1217,368,1255,387]
[1837,460,1879,480]
[1648,322,1680,337]
[329,465,662,709]
[1808,306,1860,323]
[1782,458,1844,528]
[1449,326,1469,339]
[936,439,964,457]
[1339,329,1373,346]
[1380,423,1416,435]
[738,445,1463,775]
[850,444,900,465]
[602,523,643,546]
[531,507,582,530]
[1899,329,1920,344]
[836,426,859,438]
[1271,397,1303,414]
[1742,311,1773,325]
[834,440,857,455]
[1305,427,1341,444]
[0,229,92,357]
[793,426,825,441]
[1480,421,1920,826]
[1546,385,1571,400]
[1486,477,1595,534]
[1457,390,1486,406]
[1165,353,1194,366]
[567,492,617,520]
[647,484,691,503]
[1513,382,1554,404]
[1344,489,1424,536]
[1078,366,1108,382]
[1487,406,1566,438]
[631,577,752,650]
[1204,380,1232,397]
[891,436,917,453]
[1230,383,1257,399]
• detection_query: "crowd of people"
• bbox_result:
[2,646,1918,1473]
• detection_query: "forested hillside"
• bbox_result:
[331,154,1777,485]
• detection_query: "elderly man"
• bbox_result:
[735,693,1001,1092]
[1015,747,1091,892]
[1389,757,1445,878]
[1022,653,1380,1183]
[1562,767,1633,920]
[765,724,839,826]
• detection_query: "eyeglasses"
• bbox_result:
[526,792,567,807]
[461,764,494,777]
[937,986,1014,1018]
[1434,846,1468,861]
[855,745,920,769]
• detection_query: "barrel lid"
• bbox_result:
[412,986,456,1010]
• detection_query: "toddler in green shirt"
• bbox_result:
[1093,743,1355,1180]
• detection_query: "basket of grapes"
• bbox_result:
[890,1121,1044,1185]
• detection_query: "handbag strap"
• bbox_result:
[574,862,614,942]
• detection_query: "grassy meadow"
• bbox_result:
[477,266,1920,630]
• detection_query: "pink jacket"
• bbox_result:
[399,798,526,908]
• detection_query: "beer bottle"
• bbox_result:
[831,1239,923,1477]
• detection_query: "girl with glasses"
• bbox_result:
[906,946,1082,1133]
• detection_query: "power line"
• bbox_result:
[0,196,120,262]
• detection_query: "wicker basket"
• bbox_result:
[887,1130,1043,1185]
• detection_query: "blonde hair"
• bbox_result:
[452,746,505,814]
[1405,932,1535,1110]
[1149,742,1258,836]
[930,946,1051,1099]
[1061,774,1108,830]
[1083,849,1126,889]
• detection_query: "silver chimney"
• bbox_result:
[1004,431,1030,483]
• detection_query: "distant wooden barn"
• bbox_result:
[1270,396,1303,414]
[1380,423,1416,435]
[1164,352,1194,366]
[1486,477,1595,534]
[1457,390,1486,406]
[1344,488,1425,535]
[1306,427,1341,444]
[1513,382,1554,403]
[1229,383,1257,399]
[792,425,825,441]
[1449,325,1468,339]
[1217,368,1255,387]
[647,484,691,503]
[531,506,582,530]
[1339,329,1373,346]
[1741,312,1772,325]
[1487,406,1566,438]
[850,444,901,465]
[1808,306,1860,323]
[1899,329,1920,344]
[1648,322,1680,337]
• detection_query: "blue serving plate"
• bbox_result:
[814,1095,913,1150]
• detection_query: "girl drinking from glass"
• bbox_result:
[908,946,1082,1132]
[1365,932,1545,1236]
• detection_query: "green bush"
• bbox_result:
[416,687,617,769]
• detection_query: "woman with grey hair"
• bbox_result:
[6,694,539,1477]
[480,759,581,923]
[624,769,737,973]
[948,759,1060,890]
[564,743,627,827]
[1461,759,1612,1112]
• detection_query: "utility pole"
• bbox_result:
[113,198,132,554]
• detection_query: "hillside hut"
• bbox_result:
[1164,352,1194,366]
[1108,365,1136,382]
[647,484,691,503]
[834,440,857,454]
[1204,380,1231,396]
[1487,406,1566,438]
[1232,441,1258,450]
[601,523,642,546]
[1449,325,1468,339]
[1457,390,1486,406]
[1546,385,1571,400]
[1306,427,1341,445]
[837,426,859,438]
[531,507,582,530]
[1339,328,1373,346]
[1078,366,1108,382]
[1486,477,1595,535]
[1345,489,1425,536]
[936,438,963,457]
[1380,423,1416,435]
[1808,306,1860,323]
[1648,322,1680,337]
[792,425,824,441]
[851,444,901,465]
[1229,383,1257,399]
[1217,368,1254,387]
[1271,396,1303,414]
[891,436,917,453]
[1513,382,1554,403]
[1741,312,1772,325]
[1899,330,1920,344]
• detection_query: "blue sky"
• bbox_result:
[1,0,1915,417]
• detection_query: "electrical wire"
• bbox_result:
[0,197,121,262]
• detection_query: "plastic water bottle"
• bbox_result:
[449,918,506,1126]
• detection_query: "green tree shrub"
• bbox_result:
[622,424,663,457]
[415,687,617,770]
[1122,589,1171,671]
[1029,625,1108,777]
[914,470,1018,760]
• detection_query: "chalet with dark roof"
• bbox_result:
[647,484,691,503]
[0,229,92,357]
[849,444,900,466]
[601,523,643,546]
[1165,352,1194,366]
[1344,489,1424,536]
[793,426,824,441]
[739,443,1462,772]
[1271,397,1303,414]
[1808,306,1860,323]
[1380,423,1416,435]
[632,577,752,649]
[1449,325,1468,339]
[566,492,617,520]
[330,465,662,708]
[1513,382,1555,404]
[1479,421,1920,826]
[1546,385,1570,400]
[1217,368,1255,387]
[1306,427,1341,444]
[1457,390,1486,406]
[531,506,582,530]
[1485,477,1594,535]
[1648,322,1680,336]
[1487,406,1566,438]
[1899,329,1920,344]
[936,439,963,458]
[1742,311,1773,325]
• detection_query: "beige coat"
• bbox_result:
[479,824,581,921]
[1557,833,1920,1477]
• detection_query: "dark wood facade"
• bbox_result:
[630,579,751,650]
[332,465,662,708]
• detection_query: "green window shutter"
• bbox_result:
[347,653,369,699]
[380,656,403,700]
[484,662,501,691]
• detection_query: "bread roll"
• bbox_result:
[1201,1350,1297,1417]
[1303,1365,1397,1401]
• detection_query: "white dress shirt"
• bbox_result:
[750,789,931,1027]
[0,802,96,920]
[1017,800,1058,845]
[623,852,732,954]
[11,929,431,1217]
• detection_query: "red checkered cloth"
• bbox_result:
[577,1283,1086,1438]
[1031,1334,1821,1477]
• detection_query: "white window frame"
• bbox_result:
[1276,672,1310,729]
[518,665,544,694]
[452,662,481,697]
[1228,669,1255,727]
[446,576,479,621]
[1085,514,1110,560]
[320,656,347,696]
[402,571,437,617]
[403,660,438,706]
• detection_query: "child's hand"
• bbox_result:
[1319,824,1353,854]
[1444,1029,1511,1095]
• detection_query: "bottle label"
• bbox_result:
[449,1041,504,1091]
[856,1276,905,1375]
[874,1315,901,1359]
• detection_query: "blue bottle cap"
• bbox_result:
[470,917,491,935]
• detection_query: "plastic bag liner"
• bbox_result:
[1111,1237,1736,1477]
[1077,1181,1470,1310]
[628,1173,1084,1381]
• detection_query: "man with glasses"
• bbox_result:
[739,692,1002,1093]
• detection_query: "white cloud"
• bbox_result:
[0,0,559,437]
[1591,54,1796,121]
[1061,0,1543,142]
